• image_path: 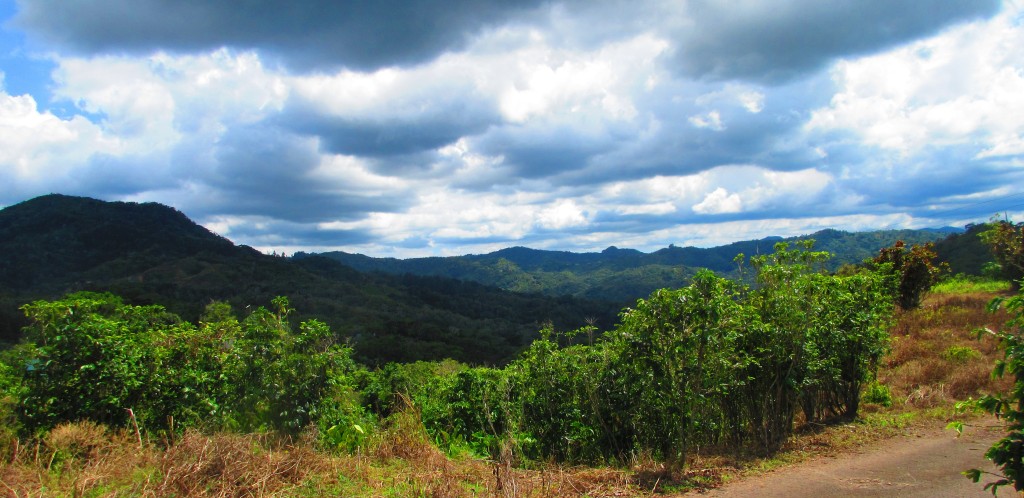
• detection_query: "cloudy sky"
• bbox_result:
[1,0,1022,257]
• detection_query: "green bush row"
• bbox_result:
[0,242,897,468]
[406,243,895,466]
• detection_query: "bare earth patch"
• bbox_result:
[684,418,1013,497]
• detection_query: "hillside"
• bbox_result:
[299,227,962,303]
[0,194,617,365]
[933,222,993,276]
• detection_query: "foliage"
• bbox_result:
[964,290,1024,494]
[401,241,895,466]
[0,194,617,365]
[798,270,893,422]
[933,223,998,277]
[608,270,744,464]
[931,274,1011,294]
[872,240,946,310]
[309,228,951,304]
[980,220,1024,289]
[862,382,893,407]
[13,292,363,438]
[1,240,897,471]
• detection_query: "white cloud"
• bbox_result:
[739,91,764,113]
[52,49,287,150]
[1,1,1017,257]
[0,90,115,184]
[692,187,742,214]
[496,33,667,124]
[807,8,1024,156]
[537,199,588,229]
[689,110,724,130]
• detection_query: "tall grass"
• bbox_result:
[880,291,1013,408]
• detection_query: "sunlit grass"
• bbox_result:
[930,276,1011,294]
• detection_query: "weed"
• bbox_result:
[942,345,982,363]
[862,382,893,407]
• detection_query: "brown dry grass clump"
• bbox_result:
[0,426,331,497]
[0,415,648,497]
[880,291,1014,409]
[157,430,329,497]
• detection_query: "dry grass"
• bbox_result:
[0,288,1014,497]
[880,291,1014,409]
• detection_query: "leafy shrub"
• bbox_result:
[872,240,945,310]
[862,382,893,407]
[980,220,1024,289]
[942,345,982,364]
[964,291,1024,493]
[13,293,362,437]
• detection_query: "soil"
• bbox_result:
[683,418,1017,497]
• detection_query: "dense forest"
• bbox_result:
[298,227,957,303]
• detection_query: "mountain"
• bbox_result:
[0,194,617,365]
[933,222,994,276]
[298,227,962,303]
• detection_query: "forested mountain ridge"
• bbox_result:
[0,194,617,365]
[297,227,962,302]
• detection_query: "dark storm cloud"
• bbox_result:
[14,0,547,71]
[470,123,627,184]
[280,98,498,158]
[189,125,411,223]
[669,0,1001,83]
[212,218,378,247]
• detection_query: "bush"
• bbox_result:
[12,293,361,437]
[862,382,893,407]
[980,220,1024,289]
[942,345,982,364]
[872,241,945,310]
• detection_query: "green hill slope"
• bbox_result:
[300,227,960,303]
[0,194,616,365]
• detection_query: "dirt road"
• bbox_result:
[687,420,1017,497]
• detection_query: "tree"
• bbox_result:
[611,270,743,466]
[981,219,1024,289]
[872,240,945,310]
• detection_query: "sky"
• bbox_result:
[1,0,1023,258]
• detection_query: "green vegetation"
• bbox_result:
[871,240,946,310]
[11,293,367,437]
[962,287,1024,494]
[862,382,893,407]
[2,193,1017,495]
[931,275,1012,294]
[0,194,617,365]
[0,249,1014,496]
[934,223,995,276]
[305,227,954,304]
[980,219,1024,289]
[0,241,894,470]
